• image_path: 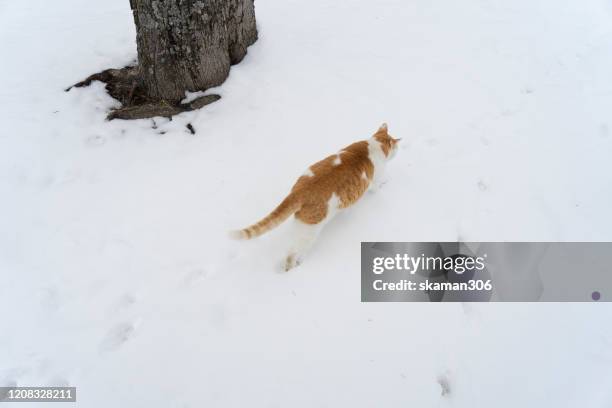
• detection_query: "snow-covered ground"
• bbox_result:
[1,0,612,406]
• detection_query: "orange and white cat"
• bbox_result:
[231,123,400,271]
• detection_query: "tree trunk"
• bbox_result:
[69,0,257,120]
[131,0,257,103]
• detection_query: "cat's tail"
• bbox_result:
[229,194,302,240]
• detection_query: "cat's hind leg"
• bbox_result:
[284,219,323,271]
[284,194,340,271]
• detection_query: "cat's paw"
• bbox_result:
[284,253,302,271]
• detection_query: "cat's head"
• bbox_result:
[373,123,401,159]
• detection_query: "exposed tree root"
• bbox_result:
[66,65,221,120]
[106,94,220,120]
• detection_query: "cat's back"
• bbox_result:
[291,140,374,207]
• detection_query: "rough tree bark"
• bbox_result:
[69,0,257,120]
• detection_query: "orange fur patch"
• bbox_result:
[291,140,373,223]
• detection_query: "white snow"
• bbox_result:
[1,0,612,406]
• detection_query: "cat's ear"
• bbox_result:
[378,123,388,133]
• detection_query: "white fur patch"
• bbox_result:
[303,168,314,177]
[326,193,341,220]
[228,229,247,240]
[333,155,342,166]
[328,192,341,207]
[367,139,385,175]
[368,138,387,185]
[361,171,368,181]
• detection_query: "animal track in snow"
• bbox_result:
[477,180,488,191]
[437,372,452,397]
[100,322,137,352]
[85,134,106,147]
[111,293,137,313]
